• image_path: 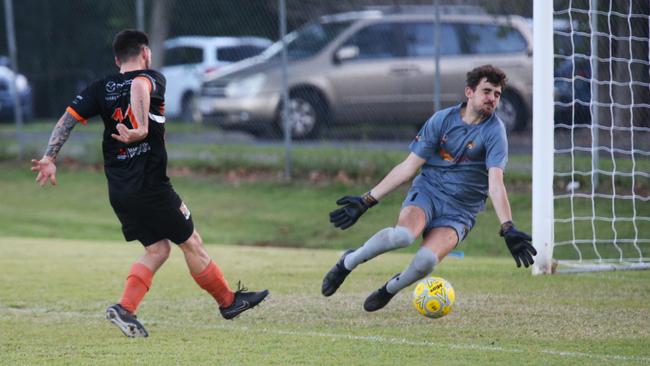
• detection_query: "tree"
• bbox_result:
[149,0,174,69]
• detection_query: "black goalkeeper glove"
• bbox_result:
[500,221,537,268]
[329,192,378,230]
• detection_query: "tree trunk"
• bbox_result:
[149,0,174,70]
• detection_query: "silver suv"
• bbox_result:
[199,11,532,138]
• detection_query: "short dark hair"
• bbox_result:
[466,64,507,90]
[112,29,149,63]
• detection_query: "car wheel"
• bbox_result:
[181,92,201,123]
[277,91,325,139]
[497,91,526,134]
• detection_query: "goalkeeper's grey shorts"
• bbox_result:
[401,185,477,245]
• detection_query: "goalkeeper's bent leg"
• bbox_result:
[385,247,438,294]
[343,226,415,270]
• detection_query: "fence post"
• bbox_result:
[433,0,441,112]
[3,0,24,160]
[136,0,145,31]
[279,0,292,180]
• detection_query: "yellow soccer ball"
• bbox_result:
[412,276,455,318]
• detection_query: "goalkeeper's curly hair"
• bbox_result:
[466,64,507,91]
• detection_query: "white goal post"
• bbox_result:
[532,0,650,274]
[532,0,555,274]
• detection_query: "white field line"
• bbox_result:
[2,306,649,363]
[225,326,650,363]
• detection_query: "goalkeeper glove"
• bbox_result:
[500,221,537,268]
[329,192,378,230]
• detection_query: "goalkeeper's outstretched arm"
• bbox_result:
[369,152,426,200]
[488,167,512,224]
[330,152,425,230]
[488,167,536,268]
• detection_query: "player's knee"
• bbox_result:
[179,231,204,253]
[188,231,203,246]
[412,247,439,276]
[147,241,171,262]
[389,226,415,248]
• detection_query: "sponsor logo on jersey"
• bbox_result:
[439,145,476,163]
[439,148,455,162]
[117,147,127,159]
[105,80,132,94]
[105,81,117,93]
[116,142,151,160]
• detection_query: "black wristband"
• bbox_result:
[499,221,514,236]
[362,192,378,208]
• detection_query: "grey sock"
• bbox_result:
[343,226,414,270]
[386,247,439,294]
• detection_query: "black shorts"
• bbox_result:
[110,188,194,246]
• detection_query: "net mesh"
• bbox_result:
[552,0,650,271]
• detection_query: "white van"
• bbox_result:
[161,36,271,121]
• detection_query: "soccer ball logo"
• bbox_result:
[412,276,455,318]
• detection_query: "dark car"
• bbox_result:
[553,57,592,125]
[554,27,591,125]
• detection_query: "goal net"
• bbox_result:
[532,0,650,274]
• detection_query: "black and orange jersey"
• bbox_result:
[67,69,170,196]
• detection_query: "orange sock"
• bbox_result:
[119,262,153,314]
[192,261,234,308]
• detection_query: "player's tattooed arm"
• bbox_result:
[31,111,76,186]
[136,98,147,131]
[44,111,78,160]
[131,77,150,133]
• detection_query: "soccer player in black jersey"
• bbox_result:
[31,30,268,337]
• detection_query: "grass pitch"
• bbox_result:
[0,164,529,256]
[1,237,649,365]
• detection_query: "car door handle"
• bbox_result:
[390,66,421,75]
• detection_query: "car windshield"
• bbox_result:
[260,21,352,61]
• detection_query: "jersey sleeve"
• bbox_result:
[67,81,100,125]
[135,71,165,100]
[409,114,441,159]
[134,70,166,121]
[485,122,508,170]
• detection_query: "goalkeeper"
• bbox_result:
[322,65,536,312]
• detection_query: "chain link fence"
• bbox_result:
[1,0,540,140]
[5,0,645,176]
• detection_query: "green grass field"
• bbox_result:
[1,166,649,365]
[1,237,649,365]
[1,129,649,364]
